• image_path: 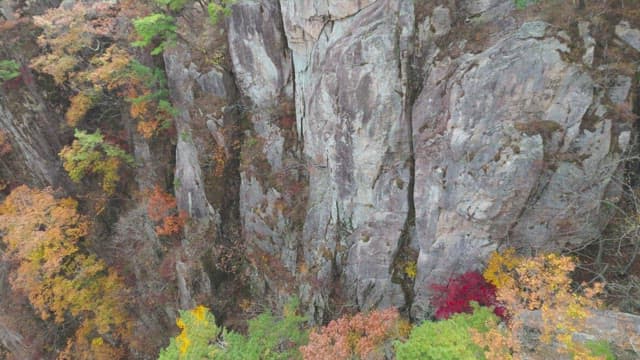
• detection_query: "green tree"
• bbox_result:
[159,305,222,360]
[159,299,308,360]
[208,0,234,24]
[395,304,499,360]
[515,0,539,9]
[222,299,308,360]
[131,13,177,55]
[156,0,190,11]
[59,129,134,194]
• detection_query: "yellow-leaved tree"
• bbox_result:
[31,2,175,138]
[0,186,131,359]
[476,250,605,359]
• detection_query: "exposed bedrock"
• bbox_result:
[410,20,632,318]
[278,0,415,318]
[274,0,635,319]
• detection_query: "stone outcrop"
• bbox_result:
[272,0,634,319]
[410,19,632,317]
[518,309,640,359]
[616,20,640,53]
[278,0,414,316]
[0,79,66,188]
[164,42,220,222]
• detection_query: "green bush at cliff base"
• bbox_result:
[395,303,499,360]
[156,0,189,11]
[158,299,308,360]
[221,298,308,360]
[158,305,222,360]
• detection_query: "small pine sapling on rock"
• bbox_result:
[131,13,177,55]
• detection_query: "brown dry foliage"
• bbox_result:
[147,185,187,236]
[0,130,11,156]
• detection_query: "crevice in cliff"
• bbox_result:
[391,152,417,318]
[623,66,640,188]
[391,1,419,318]
[203,75,251,328]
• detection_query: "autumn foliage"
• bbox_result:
[431,271,505,320]
[147,185,187,236]
[474,249,605,359]
[300,308,405,360]
[0,130,11,156]
[30,2,175,138]
[0,186,131,359]
[159,305,222,359]
[59,129,134,194]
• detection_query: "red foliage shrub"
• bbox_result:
[431,271,505,320]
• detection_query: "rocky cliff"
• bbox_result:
[1,0,639,357]
[221,0,637,321]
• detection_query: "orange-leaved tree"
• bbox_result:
[31,2,175,138]
[147,185,187,236]
[300,308,407,360]
[0,186,131,359]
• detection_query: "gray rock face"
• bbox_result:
[0,2,635,350]
[463,0,507,16]
[0,86,64,188]
[578,21,595,66]
[228,1,292,108]
[608,75,632,105]
[164,43,219,222]
[616,21,640,52]
[518,309,640,355]
[229,0,305,306]
[279,0,414,314]
[268,1,635,320]
[431,6,451,36]
[410,23,631,318]
[0,320,29,359]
